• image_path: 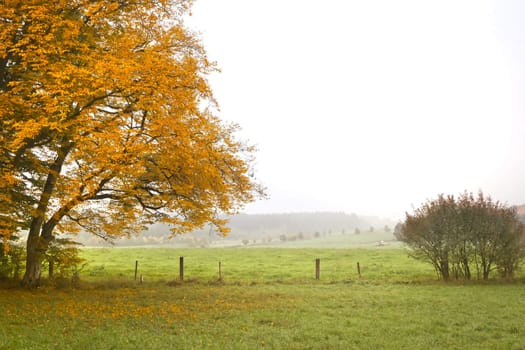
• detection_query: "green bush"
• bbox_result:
[0,238,26,280]
[43,238,86,279]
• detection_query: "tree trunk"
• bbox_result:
[22,254,43,288]
[22,221,57,287]
[22,233,46,287]
[483,262,492,280]
[440,257,450,281]
[48,260,54,278]
[20,141,73,288]
[463,258,471,280]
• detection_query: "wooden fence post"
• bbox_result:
[218,260,222,281]
[315,258,320,280]
[357,262,361,278]
[49,260,54,278]
[134,260,138,281]
[179,256,184,281]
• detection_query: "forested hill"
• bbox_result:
[78,212,397,246]
[144,212,396,239]
[217,212,395,237]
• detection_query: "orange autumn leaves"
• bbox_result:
[1,287,269,326]
[4,289,181,325]
[0,0,263,254]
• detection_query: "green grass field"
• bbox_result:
[80,247,433,283]
[2,246,525,349]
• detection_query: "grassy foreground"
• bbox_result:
[2,248,525,349]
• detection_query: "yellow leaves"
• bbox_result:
[1,0,262,247]
[9,118,42,150]
[0,286,274,330]
[1,288,184,325]
[84,3,106,17]
[2,235,10,254]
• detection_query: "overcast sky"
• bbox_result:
[186,0,525,220]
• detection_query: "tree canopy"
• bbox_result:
[399,192,525,281]
[0,0,263,286]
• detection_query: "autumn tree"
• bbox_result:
[43,238,85,280]
[0,0,263,287]
[400,192,525,281]
[0,235,25,280]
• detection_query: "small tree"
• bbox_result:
[401,191,525,281]
[393,223,404,241]
[0,236,26,281]
[43,238,85,279]
[402,195,454,280]
[491,208,525,278]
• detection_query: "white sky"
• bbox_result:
[186,0,525,220]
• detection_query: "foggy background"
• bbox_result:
[186,0,525,220]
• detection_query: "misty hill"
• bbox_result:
[144,212,395,238]
[138,212,396,243]
[77,212,396,246]
[213,212,395,238]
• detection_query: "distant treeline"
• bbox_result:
[77,212,396,246]
[212,212,395,238]
[76,209,524,247]
[79,212,396,245]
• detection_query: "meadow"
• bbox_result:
[2,243,525,349]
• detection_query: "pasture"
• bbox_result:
[2,246,525,349]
